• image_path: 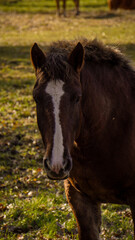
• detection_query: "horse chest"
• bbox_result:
[69,158,129,204]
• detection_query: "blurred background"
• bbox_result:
[0,0,135,239]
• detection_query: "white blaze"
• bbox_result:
[46,80,64,173]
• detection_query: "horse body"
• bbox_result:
[56,0,80,16]
[108,0,135,10]
[71,44,135,203]
[31,39,135,240]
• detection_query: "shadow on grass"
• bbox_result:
[0,123,43,169]
[82,2,107,9]
[95,11,122,19]
[0,45,48,65]
[0,45,34,89]
[82,10,121,19]
[0,45,30,62]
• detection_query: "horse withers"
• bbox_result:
[31,39,135,240]
[56,0,80,16]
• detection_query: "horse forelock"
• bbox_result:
[36,52,79,87]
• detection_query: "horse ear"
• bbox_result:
[68,42,84,73]
[31,43,46,71]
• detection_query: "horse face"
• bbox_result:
[31,42,84,180]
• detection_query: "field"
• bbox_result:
[0,0,135,239]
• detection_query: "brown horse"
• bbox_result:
[31,39,135,240]
[55,0,80,16]
[108,0,135,10]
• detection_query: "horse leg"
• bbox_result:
[64,179,101,240]
[73,0,80,15]
[56,0,60,16]
[128,197,135,240]
[63,0,66,17]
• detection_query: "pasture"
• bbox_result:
[0,0,135,239]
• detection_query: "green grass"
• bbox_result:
[0,0,107,13]
[0,0,135,239]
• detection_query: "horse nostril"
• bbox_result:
[43,158,51,171]
[64,158,72,172]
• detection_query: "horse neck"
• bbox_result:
[77,66,111,148]
[76,63,134,155]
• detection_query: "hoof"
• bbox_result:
[75,10,80,16]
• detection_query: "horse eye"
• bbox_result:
[33,94,42,104]
[34,96,39,103]
[72,95,81,104]
[75,96,80,103]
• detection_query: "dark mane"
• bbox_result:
[40,39,135,82]
[48,39,134,67]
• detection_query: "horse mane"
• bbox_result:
[48,38,133,67]
[38,39,135,84]
[79,40,135,148]
[41,39,134,82]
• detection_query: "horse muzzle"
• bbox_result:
[43,156,72,180]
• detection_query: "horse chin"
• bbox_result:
[47,172,69,180]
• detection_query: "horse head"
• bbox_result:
[31,42,84,180]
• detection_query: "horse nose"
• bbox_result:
[44,157,51,172]
[43,157,72,180]
[63,156,72,172]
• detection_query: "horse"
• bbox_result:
[31,39,135,240]
[55,0,80,16]
[108,0,135,10]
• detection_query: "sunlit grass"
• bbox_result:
[0,0,107,13]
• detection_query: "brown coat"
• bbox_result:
[108,0,135,10]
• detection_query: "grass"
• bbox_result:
[0,0,135,239]
[0,0,107,13]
